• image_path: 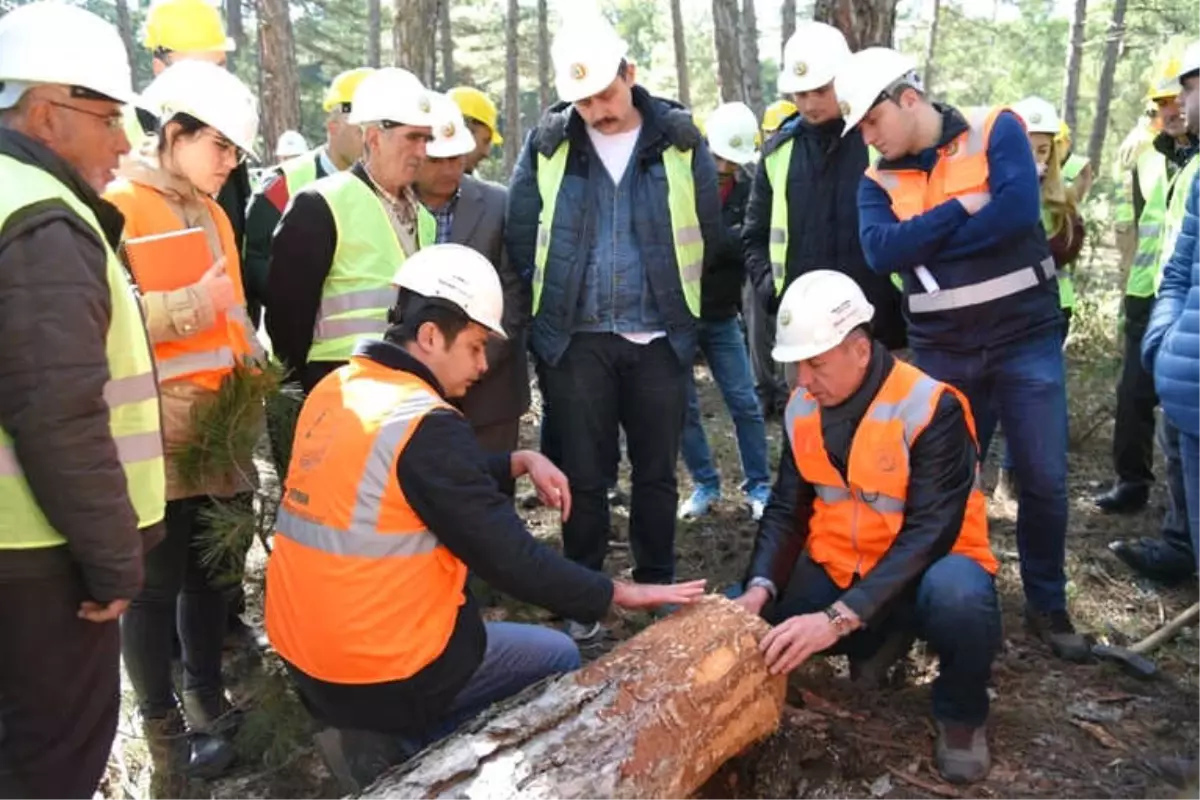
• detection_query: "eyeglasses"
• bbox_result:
[46,101,125,132]
[204,130,248,164]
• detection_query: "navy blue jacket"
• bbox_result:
[506,86,723,367]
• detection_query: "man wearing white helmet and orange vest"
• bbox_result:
[266,68,440,394]
[743,21,907,393]
[0,3,165,796]
[506,12,722,642]
[264,244,704,792]
[415,95,529,456]
[733,270,999,785]
[838,48,1088,662]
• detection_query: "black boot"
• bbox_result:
[1093,482,1150,514]
[313,727,414,795]
[1025,608,1092,663]
[1109,538,1196,583]
[181,690,237,779]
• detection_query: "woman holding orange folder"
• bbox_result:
[104,59,262,791]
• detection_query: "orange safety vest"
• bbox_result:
[105,179,261,391]
[264,358,468,685]
[785,360,997,589]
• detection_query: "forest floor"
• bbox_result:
[100,251,1199,800]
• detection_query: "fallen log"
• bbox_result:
[364,595,787,799]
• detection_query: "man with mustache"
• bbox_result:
[266,68,437,394]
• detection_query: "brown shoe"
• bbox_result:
[935,720,990,784]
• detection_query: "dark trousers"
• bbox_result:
[541,334,687,583]
[472,418,521,457]
[742,280,788,416]
[122,496,234,718]
[770,554,1001,726]
[1112,302,1159,488]
[0,568,120,798]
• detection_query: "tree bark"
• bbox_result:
[364,598,787,799]
[438,0,454,88]
[113,0,140,88]
[740,0,763,117]
[670,0,692,107]
[1086,0,1127,174]
[368,0,382,68]
[813,0,898,51]
[922,0,941,97]
[394,0,435,85]
[503,0,520,177]
[225,0,246,71]
[780,0,796,64]
[537,0,551,110]
[256,0,301,160]
[712,0,744,103]
[1061,0,1088,134]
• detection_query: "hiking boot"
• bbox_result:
[992,468,1019,504]
[935,720,990,784]
[1025,608,1092,662]
[180,690,237,779]
[849,629,915,689]
[1093,482,1150,514]
[313,727,413,795]
[143,710,188,799]
[1109,538,1196,584]
[678,485,719,519]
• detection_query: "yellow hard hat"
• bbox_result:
[143,0,232,54]
[1054,120,1072,152]
[762,99,798,134]
[1147,55,1183,101]
[323,67,375,112]
[447,86,503,145]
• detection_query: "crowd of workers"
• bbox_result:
[0,0,1197,796]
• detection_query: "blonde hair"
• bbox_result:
[1041,138,1078,244]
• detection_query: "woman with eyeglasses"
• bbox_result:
[103,58,263,795]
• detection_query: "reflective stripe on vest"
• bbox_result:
[867,106,1056,314]
[265,360,466,684]
[1158,156,1200,292]
[783,360,995,588]
[0,157,165,548]
[307,173,436,362]
[1127,149,1171,298]
[765,139,793,295]
[532,142,704,317]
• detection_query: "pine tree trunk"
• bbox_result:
[225,0,246,71]
[712,0,744,103]
[537,0,551,110]
[669,0,692,107]
[256,0,300,159]
[368,0,382,68]
[813,0,898,51]
[740,0,763,117]
[363,598,787,799]
[503,0,520,178]
[1061,0,1088,133]
[114,0,140,88]
[780,0,796,64]
[438,0,454,88]
[394,0,434,85]
[1087,0,1127,172]
[922,0,941,97]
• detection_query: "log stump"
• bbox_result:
[364,596,787,798]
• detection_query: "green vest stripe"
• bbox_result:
[532,142,704,317]
[0,156,165,549]
[1127,149,1170,298]
[307,173,436,362]
[765,139,793,296]
[1157,155,1200,293]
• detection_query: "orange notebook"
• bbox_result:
[122,227,212,293]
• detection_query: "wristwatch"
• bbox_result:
[823,605,855,637]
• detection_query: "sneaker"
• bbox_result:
[934,720,990,784]
[678,485,720,519]
[565,619,602,642]
[1025,607,1092,662]
[746,485,772,522]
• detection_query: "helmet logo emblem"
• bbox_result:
[794,61,808,77]
[838,100,851,117]
[418,95,431,113]
[729,135,742,148]
[441,122,455,138]
[1029,111,1042,124]
[571,63,588,81]
[779,309,792,326]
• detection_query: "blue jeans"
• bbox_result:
[752,554,1000,726]
[914,332,1069,612]
[416,622,580,748]
[1180,431,1200,564]
[680,317,771,493]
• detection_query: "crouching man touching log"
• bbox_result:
[731,270,1002,785]
[263,243,705,792]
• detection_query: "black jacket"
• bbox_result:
[284,340,613,735]
[743,115,906,349]
[0,129,163,601]
[745,343,977,623]
[702,165,753,320]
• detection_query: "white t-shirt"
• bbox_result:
[587,124,641,184]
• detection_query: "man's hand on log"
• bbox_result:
[511,450,572,521]
[760,612,841,675]
[612,579,707,610]
[733,586,770,616]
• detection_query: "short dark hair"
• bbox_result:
[157,111,209,154]
[384,289,471,346]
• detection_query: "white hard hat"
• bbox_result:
[0,2,137,109]
[551,13,628,104]
[835,47,922,136]
[426,93,477,159]
[142,60,260,158]
[706,102,759,165]
[1011,96,1060,135]
[348,67,437,127]
[274,129,309,158]
[392,244,507,339]
[1179,40,1200,83]
[772,270,875,363]
[778,21,851,95]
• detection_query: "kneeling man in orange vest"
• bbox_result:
[732,270,1000,785]
[264,243,705,789]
